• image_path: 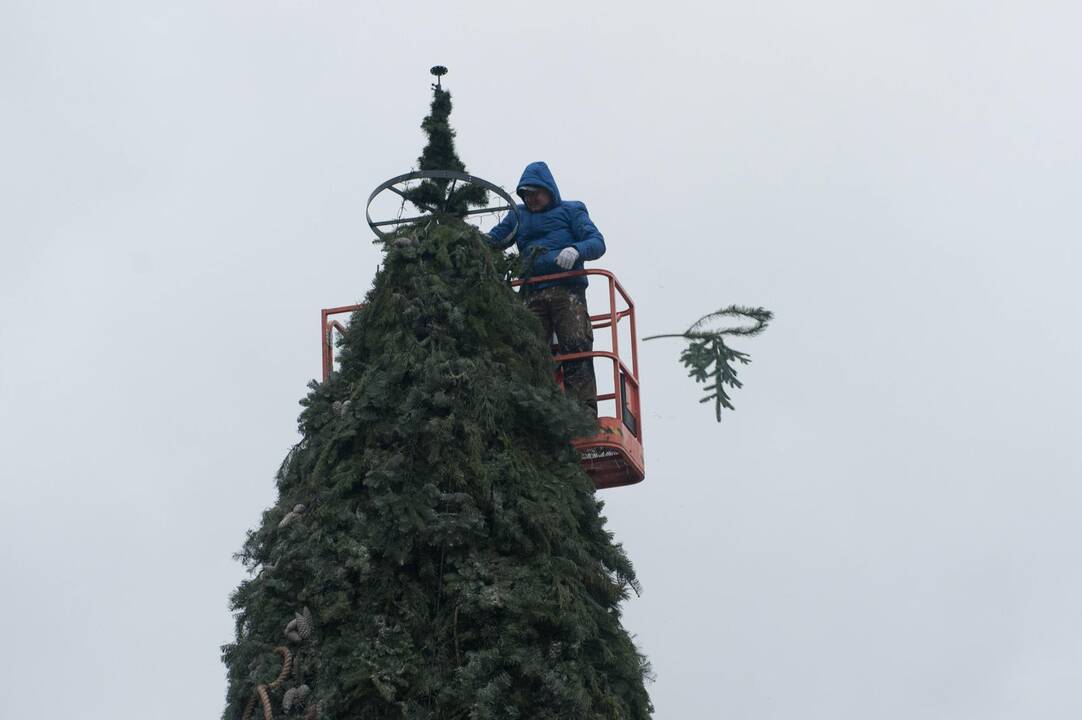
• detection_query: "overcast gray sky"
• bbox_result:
[2,1,1081,718]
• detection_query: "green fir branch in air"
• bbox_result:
[645,305,773,422]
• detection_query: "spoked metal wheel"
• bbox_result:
[366,169,520,243]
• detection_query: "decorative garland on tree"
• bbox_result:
[645,305,773,421]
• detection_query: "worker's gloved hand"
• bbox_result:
[555,247,580,270]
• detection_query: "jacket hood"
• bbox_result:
[516,161,562,210]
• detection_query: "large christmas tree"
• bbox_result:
[221,77,652,720]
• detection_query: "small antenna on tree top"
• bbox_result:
[430,65,448,90]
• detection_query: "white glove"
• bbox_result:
[555,246,580,270]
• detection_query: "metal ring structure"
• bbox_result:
[366,170,520,242]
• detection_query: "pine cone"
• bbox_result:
[278,504,307,529]
[285,607,314,643]
[282,684,311,712]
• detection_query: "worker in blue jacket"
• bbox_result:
[488,161,605,414]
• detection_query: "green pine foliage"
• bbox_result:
[645,305,773,422]
[222,221,653,719]
[402,88,489,216]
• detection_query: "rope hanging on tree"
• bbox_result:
[644,305,773,421]
[240,646,293,720]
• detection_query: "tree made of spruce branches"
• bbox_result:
[221,222,653,719]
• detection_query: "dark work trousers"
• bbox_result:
[524,285,598,414]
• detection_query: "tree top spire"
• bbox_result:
[401,66,488,216]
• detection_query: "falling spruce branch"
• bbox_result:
[644,305,773,422]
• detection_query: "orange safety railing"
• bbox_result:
[321,305,361,382]
[511,269,642,444]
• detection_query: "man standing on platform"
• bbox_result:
[488,161,606,415]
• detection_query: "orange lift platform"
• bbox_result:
[321,268,644,490]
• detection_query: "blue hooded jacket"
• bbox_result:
[488,161,605,289]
